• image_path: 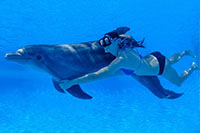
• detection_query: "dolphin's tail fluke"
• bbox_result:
[131,74,183,99]
[52,79,92,99]
[162,90,183,99]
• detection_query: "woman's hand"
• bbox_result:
[99,31,120,47]
[59,79,74,90]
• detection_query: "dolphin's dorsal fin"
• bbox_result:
[52,79,92,99]
[112,27,130,35]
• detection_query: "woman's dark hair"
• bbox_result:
[99,31,145,49]
[118,37,145,49]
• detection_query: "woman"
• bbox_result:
[60,30,199,89]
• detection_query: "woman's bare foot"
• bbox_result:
[185,49,196,58]
[192,62,200,70]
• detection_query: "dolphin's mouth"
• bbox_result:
[5,53,31,60]
[5,48,31,61]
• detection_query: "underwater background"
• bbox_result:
[0,0,200,132]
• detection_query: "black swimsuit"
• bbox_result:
[121,51,166,75]
[150,51,166,75]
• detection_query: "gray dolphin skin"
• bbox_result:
[5,27,183,99]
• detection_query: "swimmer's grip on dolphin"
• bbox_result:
[51,27,131,100]
[52,80,92,99]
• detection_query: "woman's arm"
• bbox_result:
[60,56,124,88]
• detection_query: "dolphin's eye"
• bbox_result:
[36,55,42,60]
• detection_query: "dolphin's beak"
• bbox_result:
[4,52,31,65]
[5,53,22,60]
[4,48,31,62]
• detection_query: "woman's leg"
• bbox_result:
[162,62,199,86]
[169,49,196,64]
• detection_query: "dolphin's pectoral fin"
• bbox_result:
[52,79,65,93]
[66,85,92,99]
[131,74,183,99]
[52,79,92,99]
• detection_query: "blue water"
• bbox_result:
[0,0,200,132]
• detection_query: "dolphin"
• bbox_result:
[4,27,183,100]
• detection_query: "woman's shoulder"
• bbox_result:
[119,48,141,61]
[119,48,137,54]
[118,48,134,57]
